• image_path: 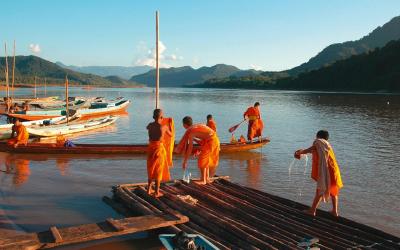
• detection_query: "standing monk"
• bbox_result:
[160,115,175,180]
[176,116,220,185]
[7,119,29,147]
[146,109,172,197]
[294,130,343,217]
[243,102,264,142]
[206,114,217,132]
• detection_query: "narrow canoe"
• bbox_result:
[27,116,118,137]
[0,138,269,154]
[6,109,66,121]
[76,99,130,119]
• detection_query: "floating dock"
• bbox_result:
[111,177,400,250]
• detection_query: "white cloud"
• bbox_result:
[250,64,263,71]
[29,44,41,54]
[134,41,182,68]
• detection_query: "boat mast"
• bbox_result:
[4,43,9,100]
[12,40,15,100]
[34,76,37,98]
[44,77,47,97]
[155,11,160,109]
[65,75,69,124]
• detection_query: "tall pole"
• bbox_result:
[155,11,160,109]
[65,75,69,124]
[44,77,47,97]
[12,40,15,99]
[4,43,9,99]
[34,76,37,98]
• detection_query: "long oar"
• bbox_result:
[228,119,247,133]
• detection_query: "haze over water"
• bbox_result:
[0,87,399,245]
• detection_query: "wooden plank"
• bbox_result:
[49,226,63,243]
[0,213,188,249]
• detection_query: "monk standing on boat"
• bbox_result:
[176,116,220,184]
[160,116,175,180]
[243,102,264,142]
[146,109,172,197]
[294,130,343,217]
[7,118,29,147]
[206,114,217,132]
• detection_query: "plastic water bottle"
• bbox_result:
[182,169,191,183]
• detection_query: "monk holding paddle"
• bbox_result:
[146,109,172,197]
[7,118,29,148]
[243,102,264,142]
[294,130,343,217]
[176,116,220,185]
[206,114,217,132]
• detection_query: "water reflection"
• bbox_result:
[3,154,31,187]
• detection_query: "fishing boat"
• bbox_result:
[0,138,269,154]
[26,116,118,137]
[1,96,60,105]
[76,99,130,118]
[5,109,68,121]
[159,233,219,250]
[0,116,69,140]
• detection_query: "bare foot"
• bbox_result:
[303,209,316,216]
[147,187,154,195]
[206,179,214,184]
[154,192,163,198]
[194,180,207,185]
[330,210,339,217]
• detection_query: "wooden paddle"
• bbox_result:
[228,119,247,133]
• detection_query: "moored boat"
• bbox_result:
[76,99,130,118]
[5,109,68,121]
[0,138,269,154]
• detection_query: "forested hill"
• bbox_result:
[198,39,400,92]
[0,56,140,86]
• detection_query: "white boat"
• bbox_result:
[27,116,118,137]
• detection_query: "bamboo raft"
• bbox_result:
[110,177,400,250]
[0,213,188,249]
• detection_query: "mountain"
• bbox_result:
[130,64,261,87]
[0,55,140,86]
[288,16,400,75]
[56,62,152,79]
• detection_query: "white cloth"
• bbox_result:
[314,138,332,202]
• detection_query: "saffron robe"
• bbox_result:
[147,141,169,182]
[7,125,29,146]
[312,138,343,201]
[206,120,217,132]
[244,107,263,140]
[176,124,220,176]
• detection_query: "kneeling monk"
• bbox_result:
[146,109,172,197]
[295,130,343,217]
[243,102,264,142]
[176,116,220,185]
[7,119,29,148]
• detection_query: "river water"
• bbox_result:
[0,87,399,248]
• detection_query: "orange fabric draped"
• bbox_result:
[160,117,175,168]
[176,124,220,175]
[206,120,217,132]
[311,140,343,196]
[7,125,29,146]
[244,107,260,120]
[244,107,263,140]
[147,141,169,182]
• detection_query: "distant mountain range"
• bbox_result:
[288,15,400,75]
[56,62,152,80]
[0,56,140,87]
[130,64,262,87]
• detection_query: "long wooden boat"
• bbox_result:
[6,109,66,121]
[26,116,118,137]
[0,116,69,140]
[0,138,269,154]
[0,96,59,104]
[76,99,130,118]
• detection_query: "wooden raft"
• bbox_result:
[0,213,188,249]
[111,178,400,250]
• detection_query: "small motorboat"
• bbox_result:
[159,232,219,250]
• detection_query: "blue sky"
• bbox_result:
[1,0,400,71]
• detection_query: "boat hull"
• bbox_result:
[0,138,269,154]
[77,100,130,119]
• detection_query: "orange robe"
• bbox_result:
[244,107,264,140]
[7,124,29,146]
[160,117,175,168]
[147,141,169,182]
[176,124,220,176]
[311,139,343,199]
[206,120,217,132]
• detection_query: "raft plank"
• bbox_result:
[0,213,188,249]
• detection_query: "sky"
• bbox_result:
[1,0,400,71]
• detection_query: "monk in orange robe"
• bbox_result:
[243,102,264,142]
[160,116,175,181]
[176,116,220,185]
[146,109,172,197]
[7,119,29,148]
[206,114,217,132]
[295,130,343,217]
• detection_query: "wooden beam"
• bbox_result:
[49,226,63,243]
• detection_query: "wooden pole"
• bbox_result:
[155,11,160,109]
[34,76,37,98]
[44,77,47,97]
[65,75,69,124]
[4,43,9,99]
[12,40,15,99]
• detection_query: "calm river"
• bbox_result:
[0,87,399,249]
